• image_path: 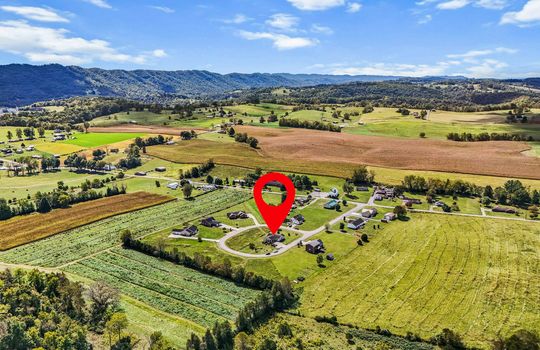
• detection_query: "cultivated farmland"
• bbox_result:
[299,213,540,349]
[63,248,261,328]
[0,189,250,267]
[0,192,173,250]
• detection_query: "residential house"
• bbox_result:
[305,239,325,254]
[263,234,285,245]
[227,211,249,220]
[172,225,198,237]
[167,182,180,190]
[155,167,166,172]
[492,206,517,214]
[324,200,338,210]
[201,217,220,227]
[347,217,365,230]
[203,184,217,191]
[356,186,369,192]
[382,212,397,223]
[134,171,147,176]
[361,208,378,218]
[290,214,305,226]
[328,188,339,198]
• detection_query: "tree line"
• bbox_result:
[0,179,125,221]
[278,118,342,132]
[181,159,216,179]
[446,132,535,142]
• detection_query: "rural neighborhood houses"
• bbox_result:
[227,211,249,220]
[348,217,366,230]
[201,217,220,227]
[171,225,199,237]
[290,214,305,226]
[305,239,325,254]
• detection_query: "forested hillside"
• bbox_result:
[0,64,397,106]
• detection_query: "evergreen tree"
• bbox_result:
[37,197,52,213]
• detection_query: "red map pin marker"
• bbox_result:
[253,172,296,234]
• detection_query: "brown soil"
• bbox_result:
[236,126,540,180]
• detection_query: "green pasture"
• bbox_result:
[62,132,146,148]
[299,213,540,349]
[225,228,301,254]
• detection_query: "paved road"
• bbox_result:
[213,202,365,258]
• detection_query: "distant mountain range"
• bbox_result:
[0,64,538,107]
[0,64,403,106]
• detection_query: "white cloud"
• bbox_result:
[83,0,112,9]
[0,20,156,65]
[500,0,540,25]
[347,2,362,13]
[435,0,507,10]
[238,30,318,50]
[311,24,334,34]
[0,6,69,23]
[466,59,508,77]
[287,0,345,11]
[223,14,250,24]
[266,13,299,31]
[475,0,507,10]
[332,63,449,77]
[418,14,433,23]
[149,6,175,14]
[152,49,167,58]
[437,0,470,10]
[447,47,517,59]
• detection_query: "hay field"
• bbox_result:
[299,213,540,349]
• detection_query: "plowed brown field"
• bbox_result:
[0,192,173,250]
[236,126,540,180]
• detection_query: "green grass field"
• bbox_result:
[0,189,250,267]
[225,228,301,254]
[299,213,540,349]
[62,132,146,147]
[0,170,112,200]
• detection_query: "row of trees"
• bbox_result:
[446,132,535,142]
[278,118,342,132]
[233,132,259,148]
[181,159,216,179]
[400,175,539,208]
[0,180,125,221]
[4,127,40,140]
[287,174,318,191]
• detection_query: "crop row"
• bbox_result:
[0,189,250,267]
[110,248,260,301]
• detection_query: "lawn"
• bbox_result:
[289,199,344,230]
[299,213,540,349]
[0,192,173,251]
[62,132,146,147]
[0,189,250,267]
[225,228,301,254]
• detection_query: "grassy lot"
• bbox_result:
[62,132,146,147]
[147,140,540,190]
[289,199,343,230]
[91,111,177,127]
[63,248,261,328]
[299,213,540,349]
[344,107,540,140]
[0,192,173,251]
[0,170,112,201]
[224,103,292,117]
[121,296,205,346]
[0,189,250,267]
[225,228,301,254]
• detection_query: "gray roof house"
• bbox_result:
[172,225,198,237]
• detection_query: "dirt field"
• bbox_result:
[89,125,202,135]
[236,126,540,180]
[0,192,173,250]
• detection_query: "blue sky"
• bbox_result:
[0,0,539,77]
